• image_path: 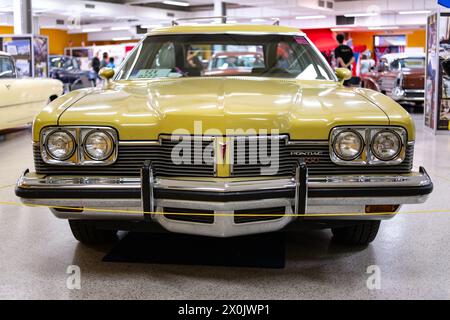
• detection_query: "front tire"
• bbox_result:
[331,221,381,246]
[69,220,117,245]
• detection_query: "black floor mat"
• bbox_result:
[103,232,285,269]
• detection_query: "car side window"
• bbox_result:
[0,57,15,79]
[391,59,400,71]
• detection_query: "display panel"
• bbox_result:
[1,37,32,77]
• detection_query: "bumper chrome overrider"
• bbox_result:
[15,166,433,237]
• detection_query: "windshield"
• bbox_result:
[116,34,335,80]
[400,58,425,69]
[50,57,79,70]
[0,56,15,79]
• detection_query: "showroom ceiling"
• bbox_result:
[0,0,442,41]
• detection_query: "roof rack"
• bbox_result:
[172,16,280,26]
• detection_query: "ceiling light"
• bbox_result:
[331,28,353,32]
[163,0,190,6]
[398,10,431,15]
[110,26,131,31]
[112,37,132,41]
[141,24,162,29]
[368,26,399,30]
[296,15,326,20]
[344,13,379,17]
[82,28,102,33]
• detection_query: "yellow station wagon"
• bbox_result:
[16,23,433,246]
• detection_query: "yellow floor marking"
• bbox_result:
[0,200,449,219]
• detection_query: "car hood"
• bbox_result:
[57,77,395,141]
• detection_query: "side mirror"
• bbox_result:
[99,67,115,80]
[335,68,352,83]
[443,59,450,76]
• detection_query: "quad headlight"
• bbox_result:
[45,130,76,161]
[83,131,115,161]
[330,127,407,165]
[40,127,117,165]
[332,130,364,161]
[371,130,402,161]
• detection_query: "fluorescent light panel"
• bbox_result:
[111,26,131,31]
[344,12,379,17]
[398,10,431,15]
[112,37,132,41]
[296,15,326,20]
[368,26,399,30]
[82,28,102,33]
[163,0,190,6]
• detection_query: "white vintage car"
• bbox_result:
[0,51,63,131]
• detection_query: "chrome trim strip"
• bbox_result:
[118,141,160,146]
[17,170,432,191]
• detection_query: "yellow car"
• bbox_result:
[0,51,63,131]
[16,24,433,246]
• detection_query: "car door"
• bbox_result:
[0,56,50,130]
[0,55,26,130]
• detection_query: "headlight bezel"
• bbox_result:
[331,129,365,162]
[81,129,116,163]
[370,129,403,161]
[330,126,408,166]
[43,129,77,162]
[40,126,118,166]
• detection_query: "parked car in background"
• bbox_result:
[49,55,96,91]
[361,53,425,106]
[0,51,63,131]
[16,24,432,247]
[204,51,264,76]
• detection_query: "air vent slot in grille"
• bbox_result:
[163,208,214,224]
[234,207,286,224]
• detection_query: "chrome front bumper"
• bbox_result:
[391,89,425,102]
[15,167,433,237]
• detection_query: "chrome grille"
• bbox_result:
[34,136,414,177]
[34,138,215,177]
[231,138,414,177]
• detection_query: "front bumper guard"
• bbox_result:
[15,165,433,237]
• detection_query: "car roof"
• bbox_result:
[148,24,303,36]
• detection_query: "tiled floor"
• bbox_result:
[0,115,449,299]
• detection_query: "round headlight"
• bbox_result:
[45,130,76,161]
[333,130,364,161]
[83,131,114,161]
[371,130,402,161]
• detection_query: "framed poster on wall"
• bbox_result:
[425,10,450,134]
[425,13,438,129]
[0,36,32,77]
[0,34,49,78]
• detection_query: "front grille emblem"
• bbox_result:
[219,142,227,163]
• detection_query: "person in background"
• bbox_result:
[334,34,355,86]
[107,57,116,69]
[360,53,375,74]
[91,52,101,86]
[100,52,109,69]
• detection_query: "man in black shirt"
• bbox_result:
[334,34,355,86]
[334,34,355,70]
